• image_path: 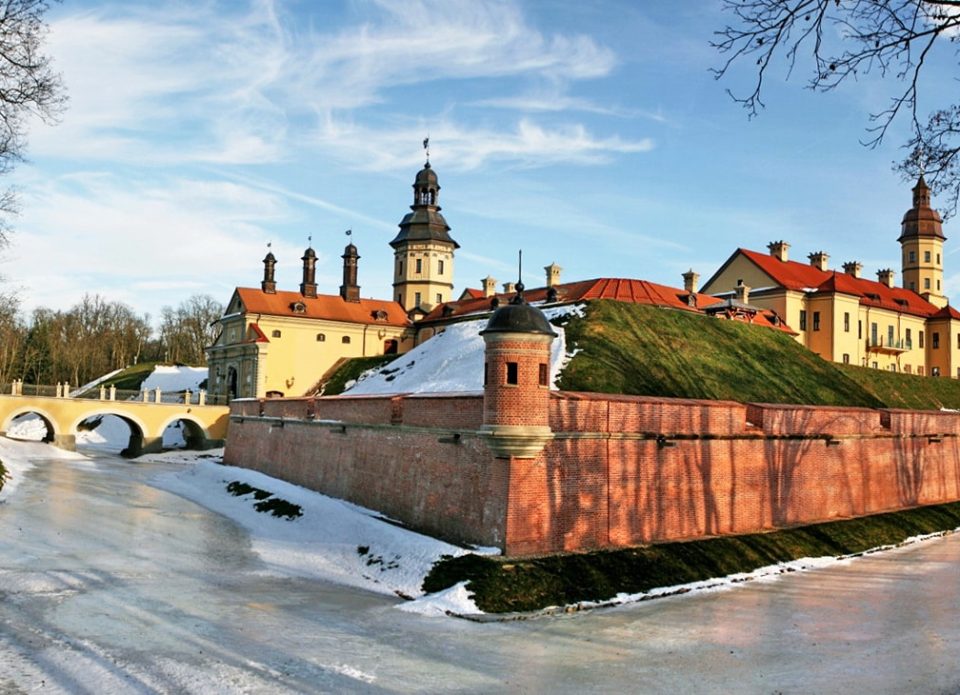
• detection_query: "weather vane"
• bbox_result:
[307,234,312,247]
[423,135,430,163]
[345,229,352,237]
[511,249,525,303]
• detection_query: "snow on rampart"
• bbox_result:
[345,304,583,396]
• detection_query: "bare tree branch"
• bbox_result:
[713,0,960,216]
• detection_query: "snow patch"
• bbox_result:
[0,436,84,501]
[150,460,498,600]
[141,365,207,392]
[346,303,584,395]
[398,581,483,617]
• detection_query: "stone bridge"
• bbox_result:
[0,394,230,456]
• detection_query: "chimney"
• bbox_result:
[734,279,750,305]
[300,246,317,298]
[682,269,700,294]
[261,250,277,294]
[768,240,790,262]
[842,261,862,279]
[877,268,895,288]
[482,276,497,298]
[808,251,829,271]
[339,243,360,302]
[503,281,516,295]
[544,262,562,288]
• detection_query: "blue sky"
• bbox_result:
[3,0,956,322]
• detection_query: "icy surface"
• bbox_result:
[3,439,960,692]
[346,304,583,395]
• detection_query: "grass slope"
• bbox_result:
[321,355,398,396]
[557,301,884,407]
[839,363,960,410]
[424,502,960,613]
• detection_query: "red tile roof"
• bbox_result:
[737,248,941,318]
[235,288,410,327]
[420,278,796,334]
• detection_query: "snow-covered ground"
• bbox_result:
[141,365,207,392]
[149,456,493,615]
[0,437,83,502]
[345,304,584,395]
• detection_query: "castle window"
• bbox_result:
[436,293,442,305]
[372,310,388,321]
[484,362,488,386]
[538,363,549,386]
[398,260,403,275]
[906,328,912,349]
[438,259,445,275]
[925,278,931,290]
[889,364,897,372]
[799,310,806,331]
[937,253,941,265]
[858,321,862,339]
[415,292,422,307]
[909,282,916,290]
[919,365,925,375]
[956,332,960,350]
[920,331,925,348]
[870,322,878,345]
[812,312,820,331]
[416,258,422,274]
[842,353,850,364]
[843,312,850,333]
[342,336,351,344]
[925,251,932,263]
[506,362,518,385]
[909,251,916,263]
[905,364,912,374]
[933,366,941,377]
[271,330,281,338]
[316,333,325,342]
[933,332,940,349]
[938,280,941,291]
[887,325,894,346]
[872,361,878,369]
[290,301,306,313]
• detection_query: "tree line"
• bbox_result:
[0,292,223,388]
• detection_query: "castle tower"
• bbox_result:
[390,160,459,313]
[340,242,360,302]
[479,284,556,459]
[300,245,317,299]
[900,176,947,307]
[261,249,276,294]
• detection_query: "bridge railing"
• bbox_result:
[5,380,223,407]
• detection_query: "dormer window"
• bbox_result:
[271,330,282,338]
[290,301,306,313]
[372,310,388,321]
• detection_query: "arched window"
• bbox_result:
[271,330,281,338]
[342,336,351,344]
[316,333,326,342]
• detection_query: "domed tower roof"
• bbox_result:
[480,286,557,337]
[302,246,317,259]
[263,250,276,263]
[899,175,945,241]
[390,160,459,249]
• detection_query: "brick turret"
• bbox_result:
[480,285,556,458]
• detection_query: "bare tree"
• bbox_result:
[0,0,65,244]
[712,1,960,214]
[159,294,223,366]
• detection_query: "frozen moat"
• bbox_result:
[2,450,960,693]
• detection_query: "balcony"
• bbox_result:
[866,338,909,355]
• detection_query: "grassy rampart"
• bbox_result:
[424,502,960,614]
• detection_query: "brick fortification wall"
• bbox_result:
[225,393,960,556]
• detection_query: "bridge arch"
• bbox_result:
[3,407,58,443]
[68,410,151,458]
[157,413,213,450]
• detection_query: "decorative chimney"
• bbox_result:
[482,276,497,298]
[682,269,699,294]
[808,251,829,271]
[261,250,277,294]
[339,243,360,302]
[842,261,862,279]
[503,281,516,294]
[544,262,562,288]
[734,279,750,305]
[480,285,556,459]
[768,240,790,262]
[300,246,318,298]
[877,268,896,288]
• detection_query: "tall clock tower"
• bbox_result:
[390,160,459,313]
[900,175,947,307]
